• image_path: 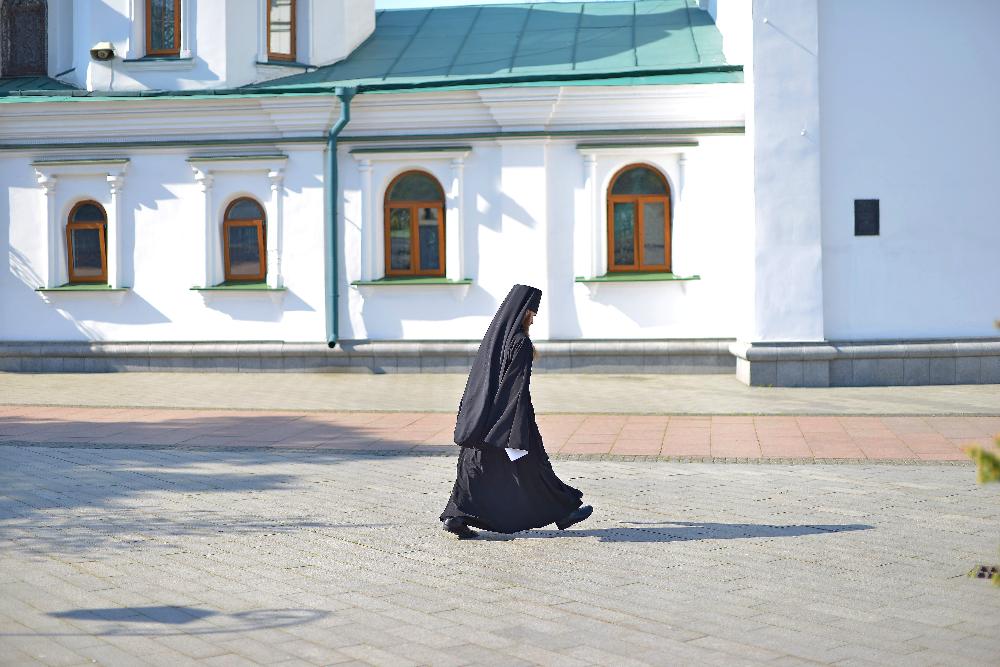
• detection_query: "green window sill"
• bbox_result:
[36,284,129,292]
[255,60,311,69]
[191,281,286,291]
[351,277,472,286]
[122,56,194,63]
[575,272,701,283]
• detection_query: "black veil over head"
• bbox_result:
[453,284,541,447]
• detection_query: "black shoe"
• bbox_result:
[442,517,478,539]
[556,505,593,530]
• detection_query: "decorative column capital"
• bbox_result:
[191,166,213,192]
[583,153,598,168]
[449,156,465,170]
[268,168,285,192]
[35,171,57,195]
[107,173,126,195]
[357,158,373,173]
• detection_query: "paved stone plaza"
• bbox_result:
[2,444,999,666]
[2,373,999,665]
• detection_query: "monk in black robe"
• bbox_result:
[440,284,593,539]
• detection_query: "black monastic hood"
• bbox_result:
[453,284,541,447]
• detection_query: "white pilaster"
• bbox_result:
[750,0,824,341]
[582,153,601,279]
[35,173,59,288]
[191,166,216,288]
[33,158,130,289]
[357,158,375,281]
[677,154,688,199]
[179,0,194,58]
[266,168,285,288]
[350,147,470,281]
[446,156,465,282]
[188,155,287,288]
[498,139,549,336]
[106,170,127,288]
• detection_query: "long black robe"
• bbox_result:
[441,285,583,533]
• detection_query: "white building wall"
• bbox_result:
[2,81,748,344]
[818,0,1000,340]
[310,0,376,68]
[338,135,750,341]
[1,148,329,342]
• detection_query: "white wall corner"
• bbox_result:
[751,0,824,341]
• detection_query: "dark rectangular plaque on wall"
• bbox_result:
[854,199,879,236]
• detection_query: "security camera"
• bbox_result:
[90,42,115,61]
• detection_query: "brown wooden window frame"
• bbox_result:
[266,0,296,62]
[145,0,182,57]
[66,200,108,284]
[223,198,267,283]
[606,162,672,273]
[383,171,446,278]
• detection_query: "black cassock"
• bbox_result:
[441,284,583,533]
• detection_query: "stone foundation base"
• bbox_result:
[0,339,736,374]
[730,339,1000,387]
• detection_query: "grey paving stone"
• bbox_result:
[982,356,1000,384]
[956,356,982,384]
[875,358,905,386]
[830,358,853,386]
[776,361,804,387]
[929,357,957,385]
[853,359,877,386]
[2,446,999,666]
[903,358,930,386]
[749,361,777,386]
[802,360,829,387]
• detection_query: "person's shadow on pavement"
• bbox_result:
[473,520,873,542]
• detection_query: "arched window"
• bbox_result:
[146,0,181,57]
[384,171,445,277]
[0,0,47,77]
[223,198,266,282]
[267,0,296,61]
[607,164,671,273]
[66,201,108,284]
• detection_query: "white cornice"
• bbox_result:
[31,157,130,178]
[187,154,288,173]
[0,83,745,146]
[477,88,562,132]
[349,147,471,162]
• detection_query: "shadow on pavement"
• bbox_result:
[477,521,873,542]
[32,607,330,637]
[0,439,418,553]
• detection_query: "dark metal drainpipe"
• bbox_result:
[325,86,357,348]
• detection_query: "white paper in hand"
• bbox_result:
[505,447,529,462]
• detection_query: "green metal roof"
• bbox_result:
[0,1,740,102]
[254,0,735,91]
[0,75,77,93]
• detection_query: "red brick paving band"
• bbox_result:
[0,406,993,460]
